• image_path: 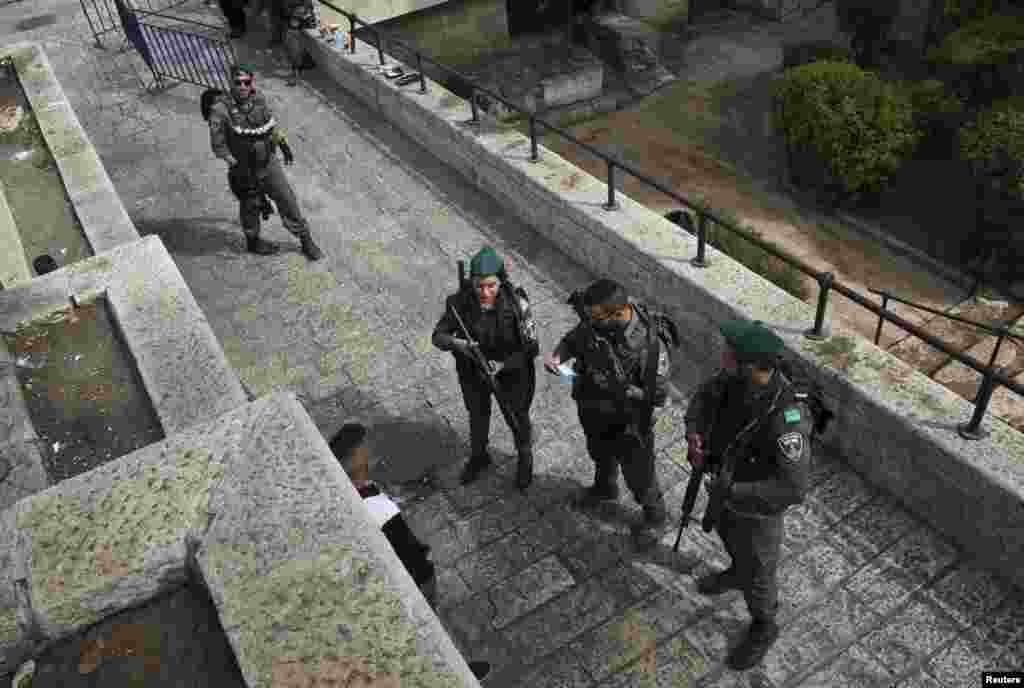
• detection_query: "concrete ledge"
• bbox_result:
[0,235,248,442]
[0,392,483,686]
[300,28,1024,591]
[0,42,139,256]
[0,182,31,288]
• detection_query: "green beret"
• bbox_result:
[719,319,784,360]
[231,63,256,77]
[469,246,502,277]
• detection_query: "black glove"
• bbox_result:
[708,473,732,505]
[280,141,294,166]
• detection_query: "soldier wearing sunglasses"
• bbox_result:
[206,64,323,259]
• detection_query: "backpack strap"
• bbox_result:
[503,281,539,357]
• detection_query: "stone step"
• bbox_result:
[986,368,1024,433]
[884,297,1024,377]
[930,326,1024,407]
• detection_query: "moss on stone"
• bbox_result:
[0,607,18,642]
[349,239,401,274]
[202,541,461,688]
[809,334,862,372]
[286,256,338,305]
[66,255,113,275]
[16,448,223,629]
[240,352,305,397]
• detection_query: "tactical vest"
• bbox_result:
[711,373,806,484]
[218,93,278,169]
[573,303,658,404]
[451,283,535,361]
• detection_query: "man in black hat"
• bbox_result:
[543,278,680,535]
[432,246,539,490]
[206,64,323,260]
[684,319,814,670]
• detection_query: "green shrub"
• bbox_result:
[958,96,1024,200]
[782,40,854,70]
[774,61,921,200]
[927,13,1024,65]
[901,78,967,146]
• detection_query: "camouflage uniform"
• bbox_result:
[685,319,814,670]
[555,299,676,525]
[432,248,539,488]
[207,84,320,258]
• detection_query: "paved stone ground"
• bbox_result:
[1,1,1023,687]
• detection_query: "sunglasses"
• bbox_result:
[234,77,253,85]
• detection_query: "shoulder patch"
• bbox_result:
[783,406,801,424]
[777,432,804,461]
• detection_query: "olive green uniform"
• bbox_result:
[556,302,674,520]
[432,284,539,465]
[685,368,813,623]
[207,91,310,241]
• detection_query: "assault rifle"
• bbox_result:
[449,272,523,442]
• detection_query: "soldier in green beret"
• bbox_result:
[206,64,323,260]
[683,319,814,670]
[432,247,540,489]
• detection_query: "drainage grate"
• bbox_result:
[14,14,58,32]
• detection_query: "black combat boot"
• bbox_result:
[573,470,619,508]
[726,617,779,670]
[460,452,492,485]
[298,232,323,260]
[516,447,533,491]
[696,567,741,595]
[468,661,491,679]
[246,235,280,255]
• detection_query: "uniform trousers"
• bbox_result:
[455,355,535,458]
[578,405,663,509]
[228,158,309,238]
[216,0,247,31]
[716,504,783,622]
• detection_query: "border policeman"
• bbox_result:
[432,246,540,489]
[544,279,679,534]
[684,320,814,670]
[206,64,323,260]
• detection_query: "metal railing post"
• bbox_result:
[469,87,479,124]
[804,271,834,340]
[976,326,1008,403]
[376,29,385,65]
[959,366,1000,440]
[417,54,426,93]
[603,161,618,210]
[529,116,539,162]
[874,291,890,345]
[691,212,709,268]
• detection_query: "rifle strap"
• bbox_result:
[641,309,659,431]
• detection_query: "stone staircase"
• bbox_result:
[585,12,677,97]
[882,294,1024,432]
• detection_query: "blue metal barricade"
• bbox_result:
[112,0,236,91]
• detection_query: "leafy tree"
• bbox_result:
[774,61,921,204]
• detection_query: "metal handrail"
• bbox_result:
[868,287,1024,345]
[314,0,1024,440]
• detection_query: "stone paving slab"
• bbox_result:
[7,3,1023,686]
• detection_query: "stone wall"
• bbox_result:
[0,391,484,686]
[300,26,1024,591]
[0,43,138,254]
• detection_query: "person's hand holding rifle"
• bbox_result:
[447,303,522,440]
[673,432,709,551]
